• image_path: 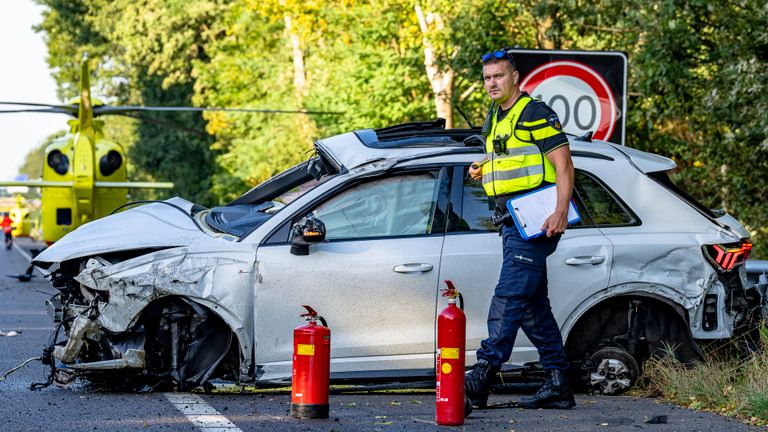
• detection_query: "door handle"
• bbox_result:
[565,256,605,265]
[393,263,434,273]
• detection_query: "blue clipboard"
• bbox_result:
[505,184,581,240]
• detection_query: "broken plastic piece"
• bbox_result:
[644,415,668,424]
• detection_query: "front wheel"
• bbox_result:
[142,297,234,391]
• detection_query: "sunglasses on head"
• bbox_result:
[482,49,516,68]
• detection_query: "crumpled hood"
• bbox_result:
[34,197,211,265]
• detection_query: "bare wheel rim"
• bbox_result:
[588,347,640,395]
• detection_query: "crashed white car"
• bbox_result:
[34,119,764,394]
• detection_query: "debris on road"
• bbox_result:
[645,414,669,424]
[0,330,21,337]
[0,357,41,383]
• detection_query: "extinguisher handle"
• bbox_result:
[300,305,318,318]
[441,280,463,310]
[300,305,329,327]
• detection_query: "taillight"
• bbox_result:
[702,240,752,272]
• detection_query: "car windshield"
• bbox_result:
[205,159,334,237]
[273,178,325,206]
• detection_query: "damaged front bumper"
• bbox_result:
[40,245,257,390]
[48,312,146,370]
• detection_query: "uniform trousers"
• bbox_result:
[476,223,569,371]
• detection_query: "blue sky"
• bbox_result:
[0,1,64,181]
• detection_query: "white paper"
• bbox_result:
[506,185,580,239]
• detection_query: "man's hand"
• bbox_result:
[541,145,575,238]
[541,209,569,237]
[469,161,483,180]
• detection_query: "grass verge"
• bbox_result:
[637,325,768,426]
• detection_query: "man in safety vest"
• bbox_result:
[465,48,576,410]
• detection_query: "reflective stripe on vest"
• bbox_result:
[482,96,557,196]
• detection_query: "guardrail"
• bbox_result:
[746,260,768,287]
[746,260,768,274]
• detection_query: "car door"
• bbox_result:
[254,168,449,379]
[437,164,614,366]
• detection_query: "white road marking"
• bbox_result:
[164,393,243,431]
[12,242,32,263]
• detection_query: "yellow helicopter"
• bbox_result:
[0,57,334,245]
[0,58,172,244]
[0,193,32,237]
[6,193,34,238]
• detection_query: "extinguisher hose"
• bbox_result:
[457,293,464,310]
[318,315,328,327]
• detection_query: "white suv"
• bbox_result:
[35,119,762,394]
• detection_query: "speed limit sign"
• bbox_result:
[509,50,627,145]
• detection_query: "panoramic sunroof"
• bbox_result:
[354,119,483,149]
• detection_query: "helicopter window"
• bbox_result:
[99,150,123,177]
[47,150,70,175]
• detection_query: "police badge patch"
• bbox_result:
[546,114,562,130]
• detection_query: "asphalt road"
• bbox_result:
[0,238,761,431]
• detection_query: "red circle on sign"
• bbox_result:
[520,61,617,141]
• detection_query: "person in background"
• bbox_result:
[2,212,13,250]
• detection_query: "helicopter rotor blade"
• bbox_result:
[93,106,341,116]
[114,112,209,137]
[0,101,78,114]
[0,107,76,115]
[0,101,74,108]
[0,101,340,116]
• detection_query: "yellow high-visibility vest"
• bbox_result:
[482,96,557,196]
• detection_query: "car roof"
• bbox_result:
[315,119,676,173]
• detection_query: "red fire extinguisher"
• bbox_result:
[436,280,466,425]
[291,305,331,419]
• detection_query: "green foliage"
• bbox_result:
[747,393,768,421]
[30,0,768,252]
[34,0,221,205]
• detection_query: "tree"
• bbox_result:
[33,0,768,256]
[35,0,221,205]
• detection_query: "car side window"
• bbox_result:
[449,166,496,233]
[311,172,440,240]
[574,170,636,227]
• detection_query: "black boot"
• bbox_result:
[518,369,576,409]
[464,360,499,408]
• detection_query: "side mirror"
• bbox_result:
[290,216,326,256]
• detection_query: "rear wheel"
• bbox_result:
[587,347,640,395]
[566,296,699,395]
